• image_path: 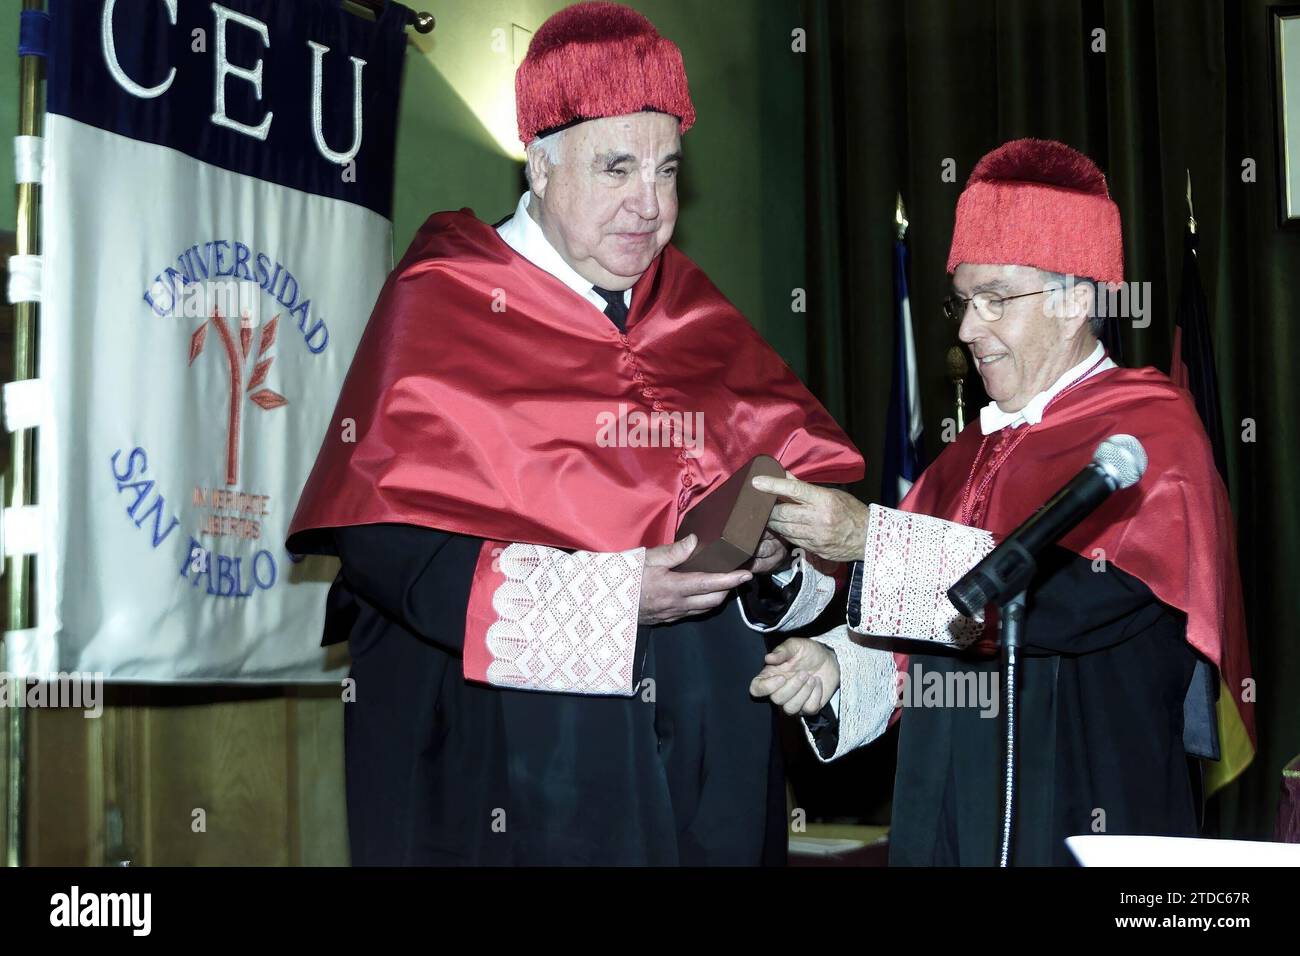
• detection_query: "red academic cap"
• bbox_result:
[514,1,696,144]
[946,138,1125,285]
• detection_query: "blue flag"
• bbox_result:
[881,237,924,507]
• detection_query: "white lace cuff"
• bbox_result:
[472,543,646,696]
[738,549,837,633]
[802,625,898,761]
[850,504,994,649]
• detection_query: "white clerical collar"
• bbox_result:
[979,341,1115,435]
[495,191,630,314]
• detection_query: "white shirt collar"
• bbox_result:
[979,341,1115,435]
[495,191,630,314]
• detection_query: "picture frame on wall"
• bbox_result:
[1272,4,1300,226]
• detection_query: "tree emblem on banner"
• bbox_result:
[189,309,288,486]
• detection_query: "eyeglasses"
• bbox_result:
[943,289,1050,323]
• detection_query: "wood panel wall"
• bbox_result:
[21,688,347,866]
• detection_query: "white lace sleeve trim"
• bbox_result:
[801,625,897,761]
[484,543,645,696]
[738,549,837,633]
[854,504,994,649]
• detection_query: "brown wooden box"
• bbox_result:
[675,454,785,572]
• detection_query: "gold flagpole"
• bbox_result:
[947,346,967,433]
[5,0,45,868]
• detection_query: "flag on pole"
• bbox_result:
[1171,233,1229,481]
[881,197,924,507]
[1170,221,1255,795]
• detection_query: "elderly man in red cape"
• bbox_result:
[748,139,1255,866]
[286,2,862,865]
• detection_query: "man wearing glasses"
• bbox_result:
[746,139,1253,865]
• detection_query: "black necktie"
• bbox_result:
[593,286,630,333]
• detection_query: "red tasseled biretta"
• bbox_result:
[946,138,1125,284]
[515,2,696,144]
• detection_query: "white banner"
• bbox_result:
[14,0,409,681]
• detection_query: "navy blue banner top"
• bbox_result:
[47,0,408,218]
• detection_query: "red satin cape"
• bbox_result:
[899,366,1254,745]
[287,209,864,555]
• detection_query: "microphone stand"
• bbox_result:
[973,539,1036,867]
[998,589,1028,867]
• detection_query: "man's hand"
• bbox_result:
[752,473,870,563]
[639,535,753,626]
[744,529,791,576]
[749,637,839,715]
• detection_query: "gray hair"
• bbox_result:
[524,128,566,188]
[1039,269,1104,337]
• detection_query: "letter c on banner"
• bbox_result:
[102,0,178,99]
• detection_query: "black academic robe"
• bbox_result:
[811,545,1202,866]
[325,523,789,866]
[288,213,864,866]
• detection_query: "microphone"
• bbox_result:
[947,435,1148,617]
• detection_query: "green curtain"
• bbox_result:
[803,0,1300,839]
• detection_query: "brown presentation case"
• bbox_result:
[675,454,786,572]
